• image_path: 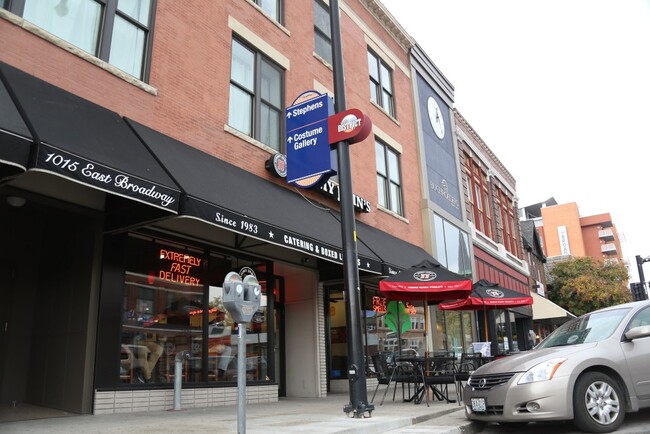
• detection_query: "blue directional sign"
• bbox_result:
[286,92,333,185]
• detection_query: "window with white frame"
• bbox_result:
[9,0,155,81]
[367,49,395,117]
[375,139,403,215]
[228,38,284,150]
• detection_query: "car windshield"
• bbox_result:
[537,307,632,348]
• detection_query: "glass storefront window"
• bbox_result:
[363,289,424,357]
[444,310,462,356]
[461,311,475,353]
[433,309,476,358]
[207,280,269,382]
[120,236,204,384]
[118,234,272,385]
[495,310,510,354]
[433,213,472,277]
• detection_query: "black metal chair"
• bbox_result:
[370,352,392,403]
[423,356,458,403]
[455,352,483,403]
[371,352,418,405]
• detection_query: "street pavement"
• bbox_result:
[0,392,479,434]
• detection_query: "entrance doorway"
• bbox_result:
[0,194,97,421]
[272,276,286,397]
[325,287,347,391]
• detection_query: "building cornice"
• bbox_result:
[454,108,516,188]
[360,0,414,52]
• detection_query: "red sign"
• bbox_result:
[327,108,372,144]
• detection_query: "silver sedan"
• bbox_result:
[463,300,650,433]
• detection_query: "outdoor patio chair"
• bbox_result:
[371,352,418,405]
[423,356,457,403]
[455,352,483,403]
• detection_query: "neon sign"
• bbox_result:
[158,249,202,285]
[372,296,387,314]
[372,296,416,315]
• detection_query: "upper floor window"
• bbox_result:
[496,187,519,257]
[253,0,282,24]
[465,154,493,238]
[376,139,403,216]
[7,0,154,81]
[367,50,395,117]
[229,38,284,150]
[313,0,332,64]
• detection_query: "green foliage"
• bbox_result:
[385,301,411,334]
[548,257,632,316]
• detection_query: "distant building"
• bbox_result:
[524,201,624,264]
[520,219,574,341]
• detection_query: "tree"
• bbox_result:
[548,257,632,316]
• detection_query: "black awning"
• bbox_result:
[126,118,398,273]
[355,222,435,275]
[0,61,180,213]
[0,69,32,181]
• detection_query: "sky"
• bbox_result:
[380,0,650,285]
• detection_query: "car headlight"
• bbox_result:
[518,358,567,384]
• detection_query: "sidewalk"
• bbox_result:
[0,393,479,434]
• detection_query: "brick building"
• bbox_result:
[0,0,438,418]
[454,109,533,356]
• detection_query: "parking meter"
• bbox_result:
[222,272,261,324]
[222,271,262,434]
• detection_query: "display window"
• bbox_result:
[118,234,271,385]
[363,289,424,356]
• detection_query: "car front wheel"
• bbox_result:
[573,372,625,433]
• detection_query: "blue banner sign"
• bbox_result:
[286,92,333,185]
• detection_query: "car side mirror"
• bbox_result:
[624,325,650,341]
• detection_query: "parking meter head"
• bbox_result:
[223,272,261,323]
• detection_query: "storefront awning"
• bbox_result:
[0,61,180,214]
[126,118,434,274]
[0,68,32,181]
[531,292,575,324]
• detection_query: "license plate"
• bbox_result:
[471,397,486,412]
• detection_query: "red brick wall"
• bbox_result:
[0,0,424,248]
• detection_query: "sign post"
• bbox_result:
[329,0,373,418]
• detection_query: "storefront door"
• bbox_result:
[326,288,347,386]
[0,196,98,420]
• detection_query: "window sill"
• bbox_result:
[377,205,409,224]
[313,52,333,71]
[0,9,157,96]
[369,100,400,126]
[224,124,277,155]
[244,0,291,36]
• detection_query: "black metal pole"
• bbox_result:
[329,0,373,417]
[637,255,648,297]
